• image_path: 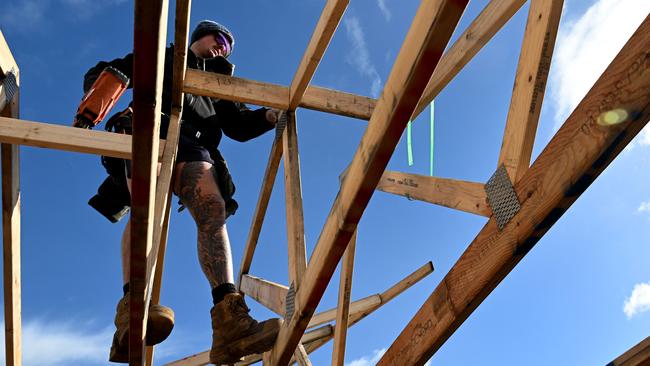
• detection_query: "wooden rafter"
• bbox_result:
[411,0,526,119]
[0,117,167,160]
[240,274,288,316]
[268,0,467,363]
[331,232,356,366]
[146,2,193,363]
[129,0,169,363]
[377,171,491,217]
[184,69,376,120]
[498,0,563,182]
[307,294,380,329]
[1,29,21,366]
[608,336,650,366]
[378,16,650,365]
[288,0,349,111]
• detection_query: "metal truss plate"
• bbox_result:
[3,69,18,103]
[285,281,295,320]
[485,165,521,230]
[275,110,288,140]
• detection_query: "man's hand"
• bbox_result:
[265,108,283,124]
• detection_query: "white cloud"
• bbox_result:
[0,0,47,31]
[345,348,432,366]
[346,348,386,366]
[344,16,383,98]
[549,0,650,130]
[0,319,113,365]
[638,200,650,213]
[377,0,392,21]
[624,282,650,318]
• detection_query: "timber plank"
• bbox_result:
[184,69,375,120]
[129,0,169,364]
[331,233,356,366]
[269,0,468,363]
[240,274,288,316]
[377,171,491,217]
[378,15,650,366]
[288,0,349,110]
[608,336,650,366]
[498,0,563,182]
[0,117,166,160]
[412,0,526,119]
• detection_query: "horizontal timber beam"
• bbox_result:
[608,336,650,366]
[268,0,467,361]
[240,274,288,316]
[0,117,166,160]
[378,15,650,366]
[377,171,491,217]
[184,69,375,120]
[307,294,380,329]
[411,0,526,119]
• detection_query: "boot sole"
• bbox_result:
[210,319,282,364]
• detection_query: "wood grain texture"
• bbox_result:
[412,0,526,119]
[293,344,313,366]
[184,69,375,120]
[129,0,169,363]
[2,86,21,366]
[0,30,19,85]
[307,294,380,329]
[498,0,563,182]
[240,274,288,316]
[0,117,166,160]
[269,1,468,362]
[378,16,650,366]
[283,112,308,287]
[377,171,491,216]
[289,0,349,110]
[331,233,356,366]
[608,336,650,366]
[238,135,283,287]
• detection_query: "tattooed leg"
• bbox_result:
[175,161,234,287]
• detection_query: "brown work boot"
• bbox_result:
[109,295,175,363]
[209,293,282,364]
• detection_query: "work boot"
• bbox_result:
[210,293,282,364]
[109,295,175,363]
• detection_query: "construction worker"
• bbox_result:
[80,20,282,364]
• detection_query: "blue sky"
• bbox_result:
[1,0,649,365]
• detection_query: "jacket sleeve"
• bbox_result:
[215,100,275,142]
[83,53,134,93]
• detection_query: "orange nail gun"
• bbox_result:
[73,66,129,129]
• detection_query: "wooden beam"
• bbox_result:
[240,274,288,316]
[0,31,18,79]
[293,344,313,366]
[331,232,356,366]
[146,0,192,361]
[378,16,650,366]
[498,0,563,182]
[269,0,467,363]
[288,0,349,110]
[129,0,169,364]
[184,69,375,120]
[608,336,650,366]
[283,111,308,287]
[308,294,380,329]
[237,134,283,287]
[377,171,491,217]
[412,0,526,119]
[0,117,167,160]
[1,71,20,366]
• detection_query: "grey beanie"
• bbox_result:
[190,20,235,57]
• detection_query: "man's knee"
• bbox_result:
[176,162,227,225]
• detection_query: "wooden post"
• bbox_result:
[129,0,169,364]
[331,232,356,366]
[1,29,21,366]
[378,16,650,366]
[283,111,307,287]
[269,0,467,363]
[497,0,563,182]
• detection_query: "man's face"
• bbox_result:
[192,33,229,58]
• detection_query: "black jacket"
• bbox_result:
[84,45,275,147]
